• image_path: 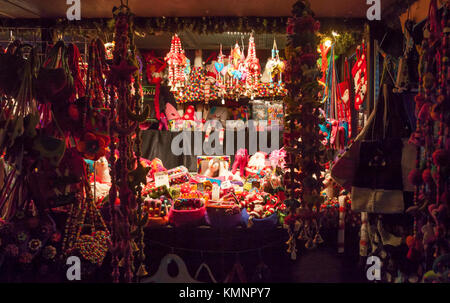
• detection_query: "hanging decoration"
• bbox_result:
[165,34,189,92]
[245,34,261,98]
[319,43,350,150]
[106,3,150,283]
[282,0,325,260]
[261,39,285,87]
[172,36,284,103]
[352,43,367,110]
[407,0,449,281]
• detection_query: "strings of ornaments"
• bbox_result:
[169,34,286,103]
[165,34,189,92]
[406,0,449,276]
[282,0,325,260]
[106,4,152,282]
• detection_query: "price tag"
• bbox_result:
[221,180,232,189]
[154,171,170,189]
[212,183,220,201]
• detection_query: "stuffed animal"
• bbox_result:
[245,152,268,177]
[90,156,111,206]
[219,160,239,181]
[269,148,286,170]
[147,158,167,182]
[232,148,249,178]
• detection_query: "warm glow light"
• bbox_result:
[332,31,340,37]
[324,39,332,48]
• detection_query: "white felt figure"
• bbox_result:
[91,156,111,205]
[246,152,267,176]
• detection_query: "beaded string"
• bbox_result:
[108,85,120,282]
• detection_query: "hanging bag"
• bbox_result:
[332,61,416,213]
[35,41,74,105]
[352,81,406,214]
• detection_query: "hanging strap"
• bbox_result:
[223,257,247,283]
[194,262,218,283]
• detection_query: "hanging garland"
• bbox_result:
[406,0,449,277]
[282,0,325,260]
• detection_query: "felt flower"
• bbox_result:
[77,132,110,161]
[42,246,57,260]
[5,244,19,257]
[28,239,42,252]
[19,252,33,264]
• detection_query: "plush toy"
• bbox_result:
[147,158,167,182]
[90,156,111,206]
[219,160,239,181]
[182,105,195,121]
[245,152,268,177]
[232,148,249,178]
[269,148,286,170]
[321,172,338,201]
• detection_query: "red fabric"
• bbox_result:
[168,206,206,227]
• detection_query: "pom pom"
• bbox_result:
[436,94,445,104]
[432,149,447,166]
[422,169,434,185]
[408,169,423,186]
[406,235,415,247]
[430,103,441,121]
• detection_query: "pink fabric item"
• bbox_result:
[168,206,206,227]
[165,103,181,120]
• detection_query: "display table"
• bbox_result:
[141,129,283,171]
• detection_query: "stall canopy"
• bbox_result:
[0,0,399,18]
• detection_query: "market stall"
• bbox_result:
[0,0,448,284]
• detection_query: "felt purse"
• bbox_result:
[35,41,74,105]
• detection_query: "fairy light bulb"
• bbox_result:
[324,39,332,48]
[222,98,225,105]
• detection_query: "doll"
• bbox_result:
[245,152,268,177]
[204,158,221,178]
[232,148,249,178]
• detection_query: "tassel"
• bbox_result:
[305,238,314,249]
[137,264,148,277]
[118,257,125,267]
[131,240,139,252]
[291,248,297,260]
[313,232,324,244]
[297,230,306,240]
